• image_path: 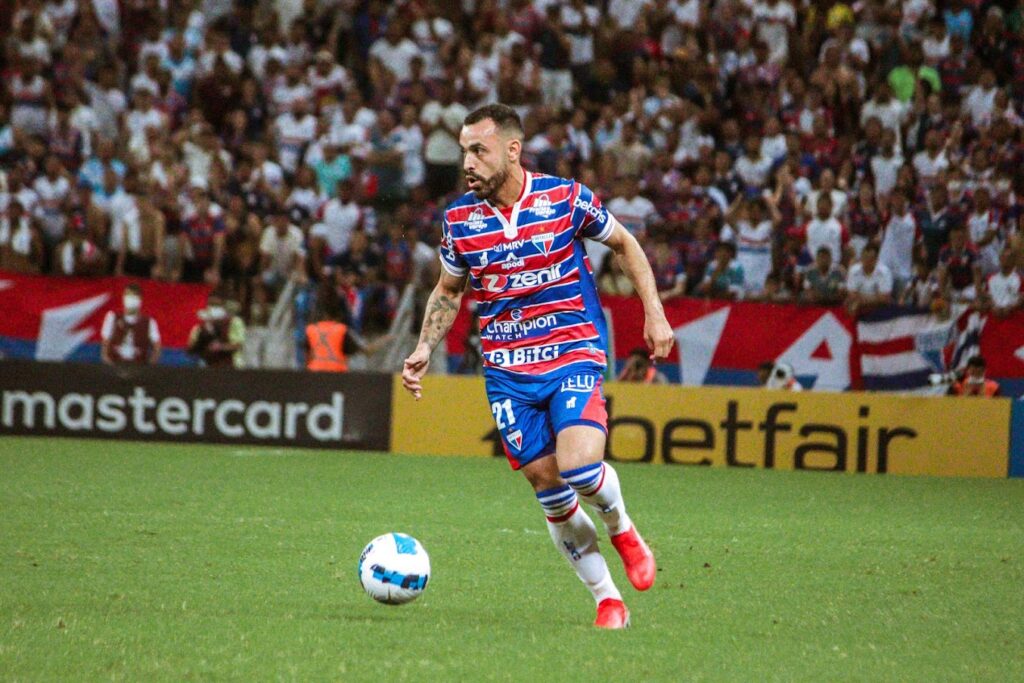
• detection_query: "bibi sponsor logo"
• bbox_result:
[487,345,561,367]
[529,194,556,218]
[481,264,562,293]
[466,208,488,231]
[573,196,606,224]
[560,374,597,393]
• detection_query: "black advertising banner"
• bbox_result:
[0,360,392,451]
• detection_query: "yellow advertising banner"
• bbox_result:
[390,376,1011,478]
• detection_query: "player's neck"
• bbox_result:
[491,167,526,209]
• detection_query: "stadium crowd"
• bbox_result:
[1,0,1023,346]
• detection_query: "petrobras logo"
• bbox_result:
[560,374,597,393]
[529,193,556,218]
[487,345,561,367]
[486,310,558,341]
[465,208,488,231]
[531,232,555,256]
[494,239,525,253]
[501,257,525,270]
[573,196,606,224]
[480,264,562,293]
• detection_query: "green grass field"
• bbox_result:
[1,437,1023,681]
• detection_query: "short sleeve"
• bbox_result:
[438,215,468,277]
[879,268,894,295]
[573,182,614,242]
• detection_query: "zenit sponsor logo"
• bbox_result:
[485,309,558,341]
[481,264,562,293]
[572,196,606,223]
[487,345,561,367]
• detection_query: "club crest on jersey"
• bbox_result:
[531,232,555,256]
[466,208,488,231]
[507,429,524,450]
[529,193,556,218]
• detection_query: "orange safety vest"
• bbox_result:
[306,321,349,372]
[951,379,1000,397]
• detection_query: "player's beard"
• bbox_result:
[466,163,510,201]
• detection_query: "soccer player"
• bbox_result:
[402,104,674,629]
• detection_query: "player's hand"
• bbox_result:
[645,313,674,360]
[402,342,431,400]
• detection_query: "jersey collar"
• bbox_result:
[486,169,531,240]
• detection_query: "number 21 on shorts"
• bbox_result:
[491,399,516,429]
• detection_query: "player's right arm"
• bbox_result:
[401,270,468,399]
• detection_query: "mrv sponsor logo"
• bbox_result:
[481,264,563,293]
[487,345,561,367]
[1,387,347,442]
[486,309,557,341]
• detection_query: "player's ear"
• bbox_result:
[507,137,521,164]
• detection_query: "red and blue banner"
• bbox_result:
[0,270,210,365]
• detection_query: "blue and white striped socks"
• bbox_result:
[535,484,621,604]
[560,462,632,536]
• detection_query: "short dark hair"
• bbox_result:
[862,243,880,256]
[967,355,986,369]
[464,104,524,139]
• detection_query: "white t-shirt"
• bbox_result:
[411,17,454,77]
[963,86,997,128]
[734,153,773,188]
[394,124,425,188]
[420,101,468,165]
[561,4,600,66]
[804,189,848,219]
[274,112,318,173]
[805,216,846,264]
[753,0,796,63]
[607,0,651,28]
[313,199,364,256]
[987,270,1022,308]
[878,212,918,281]
[860,98,908,136]
[846,262,893,296]
[607,195,658,237]
[272,82,314,115]
[369,38,422,82]
[967,210,1004,275]
[259,224,305,274]
[870,153,904,196]
[912,150,949,183]
[723,220,774,293]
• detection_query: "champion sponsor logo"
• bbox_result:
[531,232,555,256]
[466,208,488,231]
[488,345,561,367]
[560,374,597,393]
[486,312,558,341]
[572,196,606,224]
[529,193,556,218]
[481,264,562,293]
[507,429,523,450]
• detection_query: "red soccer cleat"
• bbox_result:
[610,525,656,591]
[594,598,630,629]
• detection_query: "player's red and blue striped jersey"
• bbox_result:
[439,171,615,379]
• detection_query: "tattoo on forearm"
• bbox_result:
[419,293,460,350]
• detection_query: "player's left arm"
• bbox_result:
[602,219,675,358]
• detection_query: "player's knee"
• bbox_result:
[521,456,562,492]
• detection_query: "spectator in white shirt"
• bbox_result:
[606,175,659,239]
[860,82,908,139]
[845,243,894,314]
[984,247,1022,316]
[912,129,949,186]
[257,206,306,297]
[803,194,848,265]
[966,187,1004,276]
[803,169,848,220]
[870,128,904,197]
[369,21,423,84]
[310,179,366,273]
[963,69,998,128]
[878,190,922,288]
[734,135,773,190]
[419,82,467,198]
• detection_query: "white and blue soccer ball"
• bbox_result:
[358,533,431,605]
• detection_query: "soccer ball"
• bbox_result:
[358,533,431,605]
